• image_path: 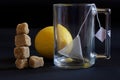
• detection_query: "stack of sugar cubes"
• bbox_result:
[14,22,44,69]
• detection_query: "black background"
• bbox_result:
[0,0,119,28]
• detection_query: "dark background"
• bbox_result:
[0,0,119,28]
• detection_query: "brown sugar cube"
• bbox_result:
[15,34,31,47]
[15,58,28,69]
[29,56,44,68]
[14,47,30,59]
[16,22,29,34]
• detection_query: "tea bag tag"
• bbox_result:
[95,9,109,42]
[95,27,106,42]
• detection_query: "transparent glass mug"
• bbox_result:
[53,3,111,69]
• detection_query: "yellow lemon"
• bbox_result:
[57,24,73,50]
[34,24,72,59]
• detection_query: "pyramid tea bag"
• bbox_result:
[58,35,83,60]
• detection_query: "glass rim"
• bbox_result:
[53,3,95,7]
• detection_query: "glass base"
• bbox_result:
[54,57,95,69]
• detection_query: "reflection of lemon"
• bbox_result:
[35,24,72,59]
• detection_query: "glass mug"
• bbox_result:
[53,3,111,69]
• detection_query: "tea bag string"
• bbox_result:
[77,6,92,35]
[77,5,102,35]
[93,4,102,28]
[96,9,102,28]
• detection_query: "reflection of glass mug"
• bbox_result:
[53,4,111,69]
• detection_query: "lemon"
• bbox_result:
[57,24,73,50]
[35,24,72,59]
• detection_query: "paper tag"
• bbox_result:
[95,27,106,42]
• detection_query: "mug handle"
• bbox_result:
[96,8,111,59]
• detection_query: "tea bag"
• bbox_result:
[58,35,83,59]
[58,7,92,60]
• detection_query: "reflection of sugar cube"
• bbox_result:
[14,47,30,59]
[29,56,44,68]
[95,27,106,42]
[16,22,29,34]
[15,58,28,69]
[15,34,31,47]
